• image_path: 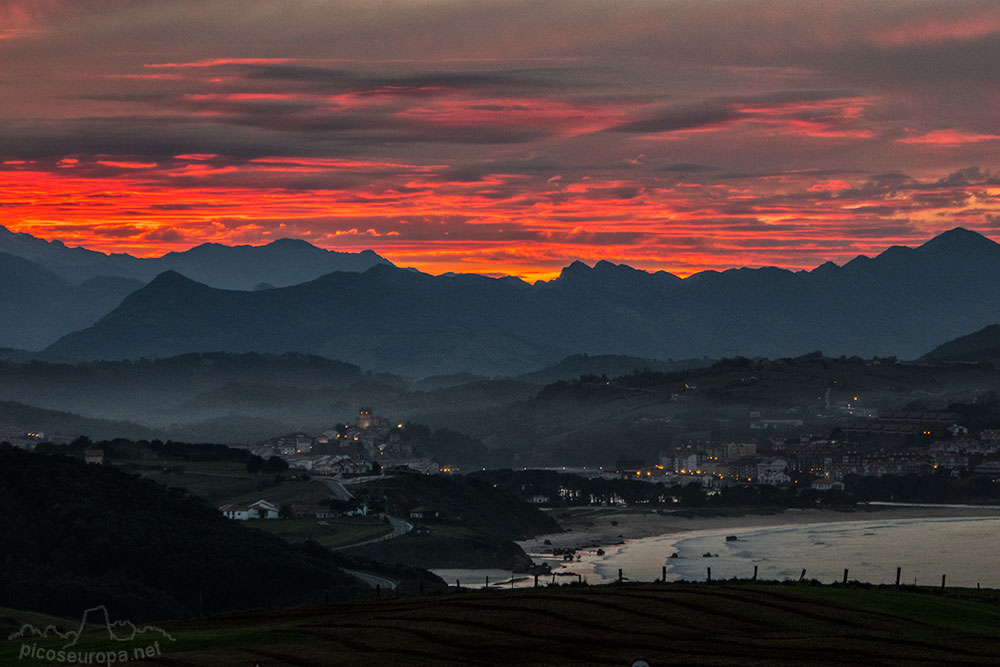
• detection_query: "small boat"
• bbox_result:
[668,552,679,559]
[726,535,738,542]
[595,548,605,556]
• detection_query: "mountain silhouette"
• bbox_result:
[45,227,1000,375]
[0,224,391,289]
[0,251,141,349]
[921,323,1000,363]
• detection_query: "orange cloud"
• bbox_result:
[3,155,997,281]
[897,129,1000,145]
[808,180,852,192]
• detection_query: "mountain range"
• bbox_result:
[0,225,391,349]
[0,251,142,350]
[39,227,1000,376]
[5,225,1000,375]
[0,224,389,289]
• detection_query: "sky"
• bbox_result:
[2,0,1000,280]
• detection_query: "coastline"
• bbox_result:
[519,504,1000,554]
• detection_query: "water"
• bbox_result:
[442,516,1000,589]
[431,568,536,589]
[583,517,1000,588]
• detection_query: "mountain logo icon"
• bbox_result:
[8,605,175,651]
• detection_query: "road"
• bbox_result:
[315,476,354,501]
[341,568,397,591]
[331,515,412,551]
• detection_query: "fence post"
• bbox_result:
[799,569,806,582]
[707,567,711,583]
[662,565,666,582]
[534,575,538,588]
[941,574,946,589]
[753,565,758,581]
[376,584,381,600]
[456,579,461,589]
[895,567,901,586]
[843,569,849,584]
[485,575,489,589]
[618,568,623,583]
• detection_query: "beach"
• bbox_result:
[519,503,1000,553]
[434,505,1000,589]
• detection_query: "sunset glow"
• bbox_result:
[2,1,999,279]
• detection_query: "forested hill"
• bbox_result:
[0,447,367,620]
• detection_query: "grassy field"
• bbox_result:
[224,479,332,507]
[120,459,333,507]
[246,516,394,548]
[14,581,993,666]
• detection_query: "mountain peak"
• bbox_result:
[917,227,998,255]
[267,238,315,248]
[146,270,201,288]
[555,260,592,278]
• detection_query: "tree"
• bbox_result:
[246,454,265,475]
[264,456,288,474]
[678,482,706,507]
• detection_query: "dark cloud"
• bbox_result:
[611,104,740,133]
[936,166,999,186]
[144,228,187,242]
[240,64,568,92]
[659,162,714,172]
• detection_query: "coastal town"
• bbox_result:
[6,401,1000,505]
[248,407,445,477]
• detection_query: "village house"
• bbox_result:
[218,499,280,520]
[810,478,844,491]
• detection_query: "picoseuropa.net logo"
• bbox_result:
[8,605,176,664]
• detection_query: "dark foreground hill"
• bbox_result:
[46,227,1000,376]
[8,582,998,666]
[0,447,368,620]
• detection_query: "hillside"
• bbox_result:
[414,355,1000,466]
[7,352,1000,464]
[0,353,526,444]
[515,352,710,385]
[0,401,157,441]
[345,472,561,571]
[0,252,141,350]
[44,228,1000,375]
[0,447,368,620]
[7,582,998,666]
[922,324,1000,364]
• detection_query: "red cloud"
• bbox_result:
[897,129,1000,145]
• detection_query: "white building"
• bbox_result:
[219,499,280,520]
